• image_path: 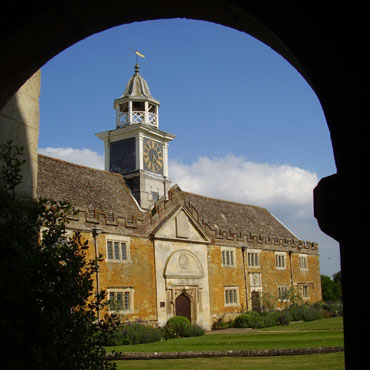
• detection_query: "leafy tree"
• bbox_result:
[332,271,342,301]
[321,272,342,302]
[0,141,116,370]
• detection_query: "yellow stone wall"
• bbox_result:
[81,232,157,322]
[208,244,322,323]
[208,245,246,319]
[76,228,321,326]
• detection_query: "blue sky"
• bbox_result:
[38,19,340,276]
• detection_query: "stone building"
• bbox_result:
[37,64,321,329]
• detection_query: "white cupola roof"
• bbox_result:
[122,63,153,99]
[114,63,160,128]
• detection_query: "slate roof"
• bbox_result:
[37,155,303,242]
[37,154,143,217]
[183,191,299,241]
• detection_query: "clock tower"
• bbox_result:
[96,63,175,209]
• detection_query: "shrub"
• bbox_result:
[212,315,230,330]
[301,306,322,321]
[108,323,162,345]
[284,304,322,322]
[184,324,206,337]
[166,316,191,337]
[160,326,177,340]
[274,310,292,326]
[314,301,343,318]
[234,311,265,328]
[234,310,293,329]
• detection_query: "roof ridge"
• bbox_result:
[182,190,269,212]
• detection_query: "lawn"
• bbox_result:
[114,353,345,370]
[106,317,344,354]
[107,318,344,369]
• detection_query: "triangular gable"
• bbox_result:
[152,207,209,243]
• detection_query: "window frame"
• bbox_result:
[224,286,239,306]
[221,247,236,267]
[301,285,309,299]
[105,235,130,263]
[299,254,308,270]
[275,252,287,270]
[108,288,134,313]
[278,285,289,301]
[247,249,261,267]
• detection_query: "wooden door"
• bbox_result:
[175,293,191,322]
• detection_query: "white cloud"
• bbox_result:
[38,147,104,170]
[169,155,318,221]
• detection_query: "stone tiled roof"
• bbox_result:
[37,154,143,217]
[183,191,299,241]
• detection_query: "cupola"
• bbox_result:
[113,63,160,128]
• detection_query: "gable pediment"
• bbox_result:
[153,207,209,243]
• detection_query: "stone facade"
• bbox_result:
[37,155,322,330]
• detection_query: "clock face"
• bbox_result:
[143,139,163,173]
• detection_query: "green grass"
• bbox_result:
[114,353,345,370]
[105,317,343,354]
[261,317,343,331]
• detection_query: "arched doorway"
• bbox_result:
[175,293,191,322]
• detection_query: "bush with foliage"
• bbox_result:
[234,304,323,329]
[165,316,191,337]
[285,304,322,322]
[184,323,206,337]
[0,141,115,370]
[313,301,343,318]
[234,311,289,329]
[212,315,232,330]
[106,323,162,346]
[164,316,206,338]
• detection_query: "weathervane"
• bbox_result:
[131,49,145,64]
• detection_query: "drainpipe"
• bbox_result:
[242,247,249,311]
[92,226,102,320]
[288,251,295,304]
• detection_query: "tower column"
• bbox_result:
[163,142,169,178]
[137,135,144,170]
[128,101,133,124]
[144,101,149,123]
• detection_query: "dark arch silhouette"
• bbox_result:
[1,3,367,367]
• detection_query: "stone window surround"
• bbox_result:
[224,286,239,306]
[299,254,309,270]
[107,287,134,314]
[105,234,131,263]
[275,252,287,270]
[221,246,236,267]
[278,284,289,301]
[246,248,262,268]
[301,285,309,299]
